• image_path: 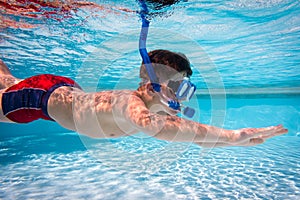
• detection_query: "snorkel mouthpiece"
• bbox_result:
[162,95,195,118]
[167,99,196,118]
[168,100,180,110]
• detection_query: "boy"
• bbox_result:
[0,50,287,147]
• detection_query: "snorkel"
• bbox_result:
[138,0,196,118]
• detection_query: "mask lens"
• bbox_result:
[176,79,190,99]
[168,77,196,101]
[178,81,189,98]
[186,85,195,101]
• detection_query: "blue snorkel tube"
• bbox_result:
[138,0,161,93]
[138,0,195,118]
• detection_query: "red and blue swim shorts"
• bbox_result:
[2,74,81,123]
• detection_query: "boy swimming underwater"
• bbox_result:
[0,50,287,147]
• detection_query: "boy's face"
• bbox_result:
[151,70,189,116]
[164,71,188,95]
[155,84,179,116]
[161,71,188,98]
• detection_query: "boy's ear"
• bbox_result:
[146,82,155,95]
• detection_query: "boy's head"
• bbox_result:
[138,49,193,116]
[139,49,192,85]
[146,0,180,9]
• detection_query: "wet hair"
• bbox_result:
[146,0,180,9]
[139,49,192,83]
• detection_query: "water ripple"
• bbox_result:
[1,134,299,199]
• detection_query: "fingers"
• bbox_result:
[249,125,287,139]
[259,125,288,140]
[198,124,288,148]
[233,125,288,145]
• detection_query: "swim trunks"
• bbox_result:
[2,74,81,123]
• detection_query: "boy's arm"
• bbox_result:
[125,95,288,145]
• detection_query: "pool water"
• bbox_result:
[1,0,300,199]
[1,96,299,199]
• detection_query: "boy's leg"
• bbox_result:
[0,60,21,89]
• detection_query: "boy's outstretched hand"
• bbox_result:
[196,125,288,148]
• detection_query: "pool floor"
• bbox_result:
[1,95,299,199]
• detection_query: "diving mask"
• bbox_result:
[156,77,196,118]
[167,77,196,102]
